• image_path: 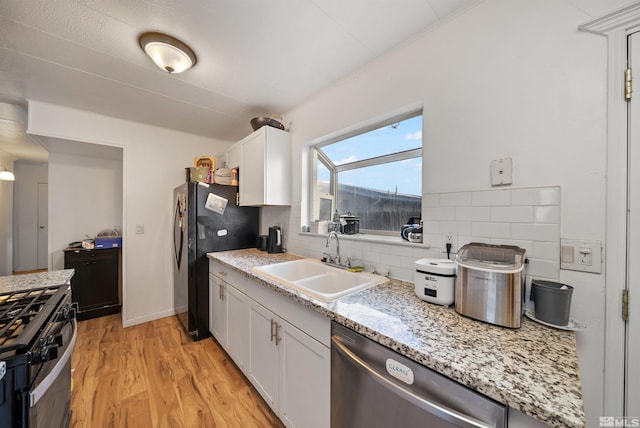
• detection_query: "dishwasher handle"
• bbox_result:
[331,336,494,428]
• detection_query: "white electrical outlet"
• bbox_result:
[441,231,458,256]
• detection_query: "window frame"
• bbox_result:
[308,108,423,236]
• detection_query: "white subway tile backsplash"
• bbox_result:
[511,223,559,242]
[439,221,472,235]
[511,187,560,206]
[526,259,560,279]
[472,190,510,206]
[423,206,455,221]
[491,206,533,223]
[472,222,510,238]
[288,186,561,284]
[533,242,560,261]
[439,192,472,207]
[423,194,440,208]
[422,221,441,234]
[534,206,560,223]
[455,206,491,221]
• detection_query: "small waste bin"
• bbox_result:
[531,280,574,326]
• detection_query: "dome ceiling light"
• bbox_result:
[0,166,15,181]
[138,32,197,74]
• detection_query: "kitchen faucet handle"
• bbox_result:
[322,252,334,263]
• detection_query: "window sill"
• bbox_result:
[297,231,431,248]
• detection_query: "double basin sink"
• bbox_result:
[251,258,387,303]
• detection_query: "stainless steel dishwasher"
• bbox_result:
[331,322,507,428]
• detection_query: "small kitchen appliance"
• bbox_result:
[414,258,456,305]
[455,243,526,328]
[256,235,268,251]
[267,226,283,253]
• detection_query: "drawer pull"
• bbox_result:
[218,271,227,277]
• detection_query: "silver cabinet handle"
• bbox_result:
[270,319,281,345]
[39,225,45,229]
[219,282,225,300]
[331,335,493,428]
[218,270,227,277]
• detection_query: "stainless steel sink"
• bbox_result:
[251,258,386,303]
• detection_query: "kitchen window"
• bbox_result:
[310,110,422,235]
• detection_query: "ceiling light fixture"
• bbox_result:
[0,166,15,181]
[139,32,197,74]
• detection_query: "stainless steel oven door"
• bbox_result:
[28,319,77,428]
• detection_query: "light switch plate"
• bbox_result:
[490,158,513,186]
[560,239,602,273]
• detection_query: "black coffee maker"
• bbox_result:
[267,226,283,253]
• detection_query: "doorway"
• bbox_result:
[626,29,640,417]
[12,162,49,273]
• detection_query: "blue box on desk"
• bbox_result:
[95,236,122,249]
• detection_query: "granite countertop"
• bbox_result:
[0,269,75,294]
[209,249,585,428]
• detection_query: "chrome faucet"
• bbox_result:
[325,231,341,266]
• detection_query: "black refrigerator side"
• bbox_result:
[193,183,259,340]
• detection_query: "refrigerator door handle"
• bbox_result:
[174,199,184,268]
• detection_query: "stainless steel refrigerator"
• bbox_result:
[173,182,259,340]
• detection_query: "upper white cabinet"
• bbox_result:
[227,126,291,206]
[226,144,241,170]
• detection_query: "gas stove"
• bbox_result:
[0,283,77,428]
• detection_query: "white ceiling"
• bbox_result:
[0,0,478,162]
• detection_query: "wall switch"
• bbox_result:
[136,224,145,234]
[490,158,513,186]
[560,239,602,273]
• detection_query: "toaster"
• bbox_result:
[454,243,526,328]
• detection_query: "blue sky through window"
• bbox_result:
[318,115,422,195]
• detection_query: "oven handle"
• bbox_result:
[331,336,493,428]
[30,319,77,407]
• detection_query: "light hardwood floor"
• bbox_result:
[71,314,283,428]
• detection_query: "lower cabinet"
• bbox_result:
[247,298,330,428]
[278,317,330,428]
[63,247,121,320]
[209,273,248,371]
[209,261,330,428]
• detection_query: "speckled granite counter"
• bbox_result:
[209,249,585,428]
[0,270,74,293]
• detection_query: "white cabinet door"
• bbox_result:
[247,298,279,411]
[226,143,241,169]
[225,283,247,371]
[239,132,265,206]
[209,275,226,345]
[238,126,291,206]
[279,319,330,428]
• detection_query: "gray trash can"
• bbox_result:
[531,280,574,326]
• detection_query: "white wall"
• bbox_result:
[281,0,626,425]
[0,153,14,276]
[12,162,48,271]
[27,101,232,326]
[47,139,122,270]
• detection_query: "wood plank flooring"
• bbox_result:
[71,314,284,428]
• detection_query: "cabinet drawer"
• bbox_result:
[247,279,330,347]
[64,248,117,263]
[209,259,247,293]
